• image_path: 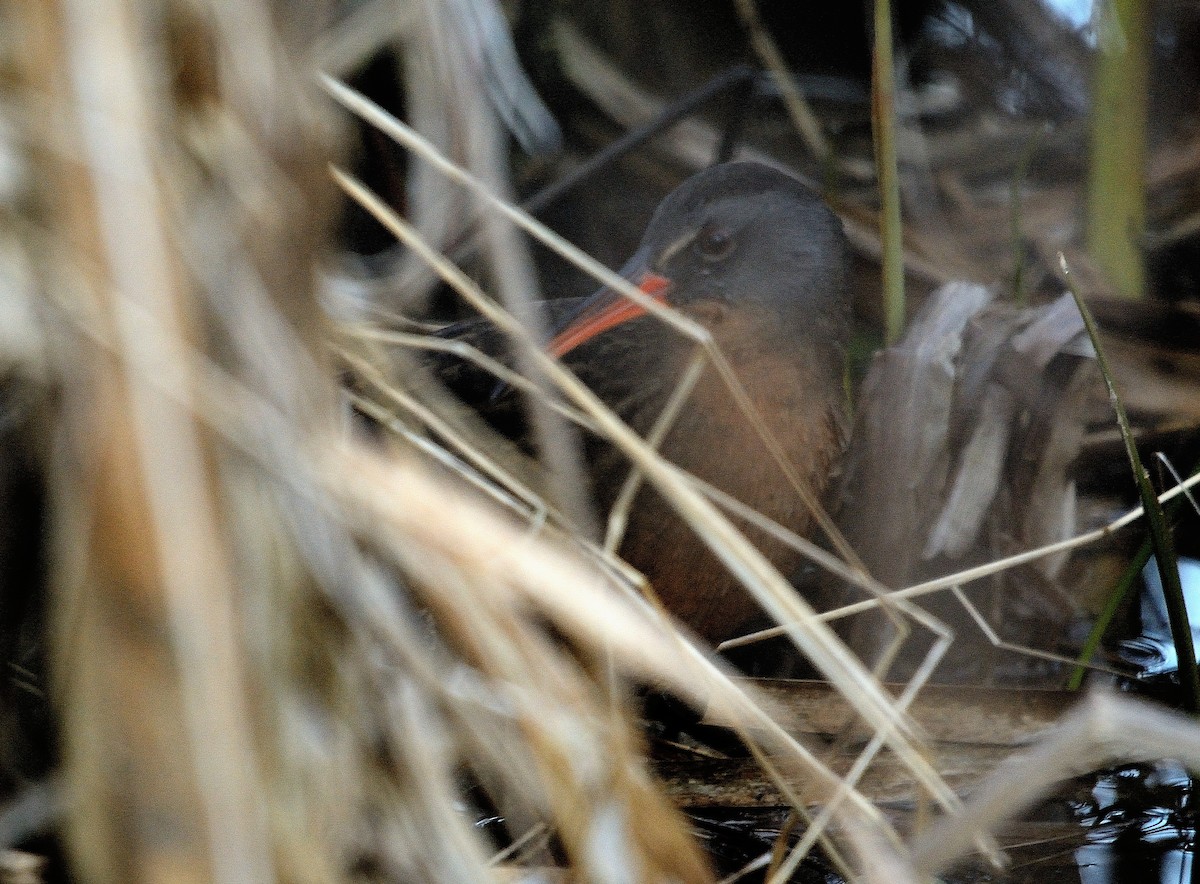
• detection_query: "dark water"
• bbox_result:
[684,763,1196,884]
[942,555,1200,884]
[689,555,1200,882]
[1071,763,1196,884]
[936,762,1195,884]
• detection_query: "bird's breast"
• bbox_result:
[592,309,846,643]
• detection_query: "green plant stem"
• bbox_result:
[872,0,904,344]
[1063,254,1197,711]
[1068,456,1200,690]
[1067,537,1151,691]
[1085,0,1149,299]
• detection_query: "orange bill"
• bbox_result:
[548,271,672,358]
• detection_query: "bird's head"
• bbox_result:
[550,162,850,359]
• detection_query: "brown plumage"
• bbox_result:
[441,162,851,643]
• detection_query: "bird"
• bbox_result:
[434,161,851,644]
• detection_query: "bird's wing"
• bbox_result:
[428,298,589,444]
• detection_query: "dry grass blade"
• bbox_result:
[838,469,1200,608]
[19,2,1199,880]
[316,74,1022,863]
[732,0,830,164]
[912,691,1200,876]
[326,149,969,833]
[1062,254,1198,710]
[328,72,863,571]
[20,1,280,879]
[324,443,904,852]
[9,0,862,880]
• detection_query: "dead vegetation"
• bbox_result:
[2,1,1200,882]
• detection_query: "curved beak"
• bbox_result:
[549,255,672,358]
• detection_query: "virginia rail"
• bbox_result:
[440,162,850,643]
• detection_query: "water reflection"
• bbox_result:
[1119,557,1200,680]
[1073,762,1196,884]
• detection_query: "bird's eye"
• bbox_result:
[694,222,735,261]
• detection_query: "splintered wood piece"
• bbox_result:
[668,679,1079,809]
[656,745,1013,809]
[738,679,1077,746]
[839,281,995,591]
[837,281,1110,681]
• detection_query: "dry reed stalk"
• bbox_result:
[14,2,1199,882]
[4,0,916,880]
[13,1,292,880]
[326,149,977,858]
[912,690,1200,876]
[731,0,830,165]
[324,80,940,749]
